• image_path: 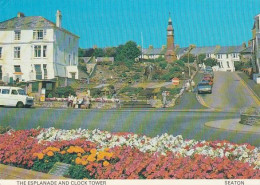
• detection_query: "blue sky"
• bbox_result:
[0,0,260,48]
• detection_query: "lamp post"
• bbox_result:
[187,46,193,92]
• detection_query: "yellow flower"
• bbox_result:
[82,155,89,159]
[75,157,82,165]
[87,155,96,162]
[77,153,82,157]
[81,160,88,165]
[90,148,97,154]
[103,161,109,167]
[67,148,73,154]
[47,151,54,157]
[37,153,44,160]
[104,148,110,152]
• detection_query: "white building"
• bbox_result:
[0,11,79,84]
[215,46,244,72]
[252,14,260,83]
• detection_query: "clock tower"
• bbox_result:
[165,15,177,62]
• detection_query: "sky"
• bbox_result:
[0,0,260,48]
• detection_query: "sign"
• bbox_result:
[172,77,180,85]
[48,162,71,177]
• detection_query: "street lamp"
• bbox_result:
[187,46,193,92]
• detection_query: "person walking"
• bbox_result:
[67,94,74,107]
[73,96,78,108]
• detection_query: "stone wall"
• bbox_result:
[240,114,260,126]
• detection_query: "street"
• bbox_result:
[0,107,259,146]
[197,71,260,111]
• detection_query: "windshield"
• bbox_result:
[18,89,26,95]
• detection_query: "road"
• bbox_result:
[197,71,260,111]
[0,107,259,146]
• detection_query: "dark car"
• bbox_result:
[197,82,212,94]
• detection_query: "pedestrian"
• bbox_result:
[162,91,167,108]
[85,96,90,109]
[67,94,74,107]
[73,96,78,108]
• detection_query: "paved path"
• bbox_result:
[197,72,260,112]
[0,164,66,179]
[205,119,260,134]
[1,108,260,146]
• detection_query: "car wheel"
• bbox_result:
[25,105,32,108]
[16,102,24,108]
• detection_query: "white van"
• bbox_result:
[0,86,34,108]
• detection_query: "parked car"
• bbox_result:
[197,82,212,94]
[202,76,214,86]
[0,86,34,108]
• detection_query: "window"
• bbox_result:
[14,47,20,59]
[0,47,2,58]
[73,52,76,65]
[33,30,44,40]
[0,66,2,81]
[1,89,10,94]
[34,64,42,80]
[43,45,47,57]
[227,61,230,68]
[207,54,210,58]
[14,30,21,40]
[34,45,41,58]
[69,54,71,65]
[11,90,18,95]
[18,89,26,95]
[43,64,47,79]
[32,82,39,93]
[14,65,21,72]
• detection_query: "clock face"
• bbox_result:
[168,31,173,35]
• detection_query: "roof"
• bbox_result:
[79,57,92,64]
[215,45,244,54]
[96,57,114,62]
[190,46,218,55]
[0,16,79,38]
[175,47,189,56]
[240,47,253,54]
[142,48,165,55]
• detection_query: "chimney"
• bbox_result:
[56,10,62,28]
[17,12,25,18]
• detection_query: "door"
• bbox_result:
[0,66,2,81]
[10,89,20,106]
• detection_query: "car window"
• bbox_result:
[18,89,26,95]
[2,89,10,94]
[0,89,1,94]
[11,90,18,95]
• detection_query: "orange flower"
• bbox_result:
[38,153,44,160]
[103,161,109,167]
[81,160,88,165]
[104,148,110,152]
[60,151,66,155]
[67,148,73,154]
[87,155,96,162]
[47,151,54,157]
[90,148,97,154]
[75,157,82,165]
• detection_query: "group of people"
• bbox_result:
[67,91,91,109]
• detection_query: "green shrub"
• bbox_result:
[0,126,12,134]
[54,86,76,98]
[68,165,94,179]
[241,107,260,116]
[91,88,102,97]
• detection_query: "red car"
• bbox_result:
[202,76,213,86]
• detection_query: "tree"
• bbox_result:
[204,58,218,67]
[180,53,196,63]
[93,48,104,57]
[122,41,141,61]
[197,54,206,64]
[104,47,117,57]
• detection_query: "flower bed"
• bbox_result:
[0,128,259,179]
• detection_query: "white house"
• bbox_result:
[0,10,79,84]
[215,46,244,72]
